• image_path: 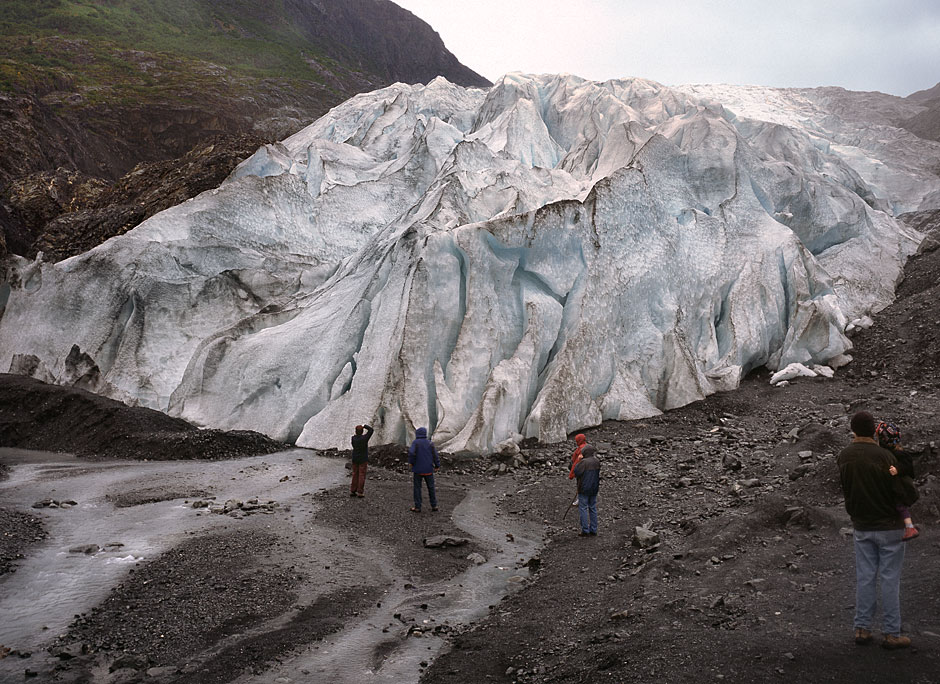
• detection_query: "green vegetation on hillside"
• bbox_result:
[0,0,330,80]
[0,0,383,105]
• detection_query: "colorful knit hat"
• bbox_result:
[875,421,901,449]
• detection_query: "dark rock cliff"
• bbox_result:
[281,0,490,88]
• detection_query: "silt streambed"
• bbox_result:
[0,448,543,682]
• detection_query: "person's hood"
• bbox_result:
[416,427,428,439]
[575,434,586,446]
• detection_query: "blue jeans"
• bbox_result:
[853,529,905,635]
[413,473,437,510]
[578,493,597,534]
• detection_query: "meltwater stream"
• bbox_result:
[240,488,543,684]
[0,448,343,680]
[0,449,545,684]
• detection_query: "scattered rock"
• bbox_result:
[789,464,813,481]
[109,653,148,672]
[632,527,660,549]
[493,439,521,461]
[423,536,470,548]
[32,499,74,509]
[49,642,86,660]
[68,544,100,555]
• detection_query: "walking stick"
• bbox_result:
[562,491,579,520]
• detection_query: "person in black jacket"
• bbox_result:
[838,411,913,650]
[569,441,600,536]
[350,424,373,498]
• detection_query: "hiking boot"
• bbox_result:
[882,634,911,650]
[854,628,873,645]
[902,526,919,541]
[349,492,357,497]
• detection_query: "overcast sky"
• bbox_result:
[394,0,940,97]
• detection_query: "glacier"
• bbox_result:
[1,73,937,453]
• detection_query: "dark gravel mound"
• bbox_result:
[0,374,288,460]
[849,219,940,386]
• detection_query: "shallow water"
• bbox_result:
[240,488,543,684]
[0,448,342,678]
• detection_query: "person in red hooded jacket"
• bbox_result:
[565,434,587,512]
[568,434,587,478]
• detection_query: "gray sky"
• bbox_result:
[394,0,940,96]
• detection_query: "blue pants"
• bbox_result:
[413,473,437,510]
[578,493,597,534]
[853,529,905,635]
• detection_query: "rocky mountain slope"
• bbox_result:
[0,0,489,258]
[902,81,940,143]
[2,74,938,455]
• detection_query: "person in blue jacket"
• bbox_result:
[408,426,441,512]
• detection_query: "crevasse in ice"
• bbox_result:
[1,74,936,452]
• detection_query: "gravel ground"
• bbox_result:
[0,507,45,576]
[314,474,487,584]
[43,524,386,684]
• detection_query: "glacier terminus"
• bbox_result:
[1,74,938,453]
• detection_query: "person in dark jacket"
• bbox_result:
[569,441,600,536]
[408,427,440,512]
[838,411,913,650]
[349,424,373,497]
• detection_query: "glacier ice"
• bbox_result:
[1,73,935,453]
[770,362,827,385]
